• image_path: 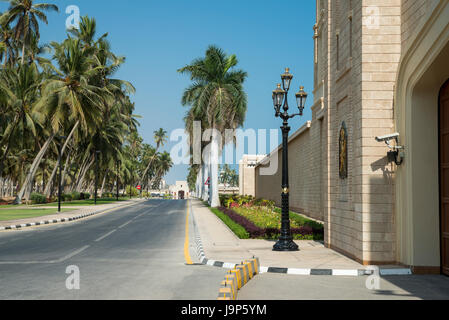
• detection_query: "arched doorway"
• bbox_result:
[178,190,185,200]
[439,79,449,276]
[394,2,449,273]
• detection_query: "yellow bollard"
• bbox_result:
[230,268,244,289]
[224,274,238,293]
[221,280,236,300]
[236,264,249,285]
[244,261,254,279]
[218,287,234,300]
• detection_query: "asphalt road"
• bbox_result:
[0,199,225,300]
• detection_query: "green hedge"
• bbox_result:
[71,192,81,201]
[30,193,47,204]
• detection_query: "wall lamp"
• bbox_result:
[375,133,404,166]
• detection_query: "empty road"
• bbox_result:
[0,200,224,300]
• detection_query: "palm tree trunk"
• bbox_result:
[148,169,161,190]
[71,154,89,192]
[61,148,73,190]
[210,136,220,207]
[139,150,158,186]
[14,133,56,204]
[200,163,205,199]
[99,169,109,198]
[76,156,94,192]
[43,122,79,196]
[202,153,210,202]
[21,42,25,65]
[0,141,12,181]
[196,167,202,198]
[0,115,21,180]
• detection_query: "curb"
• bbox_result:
[0,200,141,231]
[189,201,412,277]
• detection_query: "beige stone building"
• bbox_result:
[252,0,449,275]
[169,181,190,199]
[239,155,266,197]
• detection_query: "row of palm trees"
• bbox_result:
[0,0,172,203]
[179,45,247,207]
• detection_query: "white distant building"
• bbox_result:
[169,181,190,200]
[238,155,266,197]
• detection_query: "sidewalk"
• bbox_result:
[191,200,364,271]
[0,199,145,230]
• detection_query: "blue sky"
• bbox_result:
[1,0,316,185]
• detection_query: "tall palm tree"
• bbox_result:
[14,37,110,203]
[178,45,248,207]
[139,128,167,186]
[0,63,43,182]
[148,151,173,189]
[68,15,107,49]
[0,0,59,64]
[42,19,135,198]
[0,7,141,202]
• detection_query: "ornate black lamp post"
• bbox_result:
[272,68,308,252]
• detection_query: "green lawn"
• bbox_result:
[273,207,324,230]
[33,198,129,207]
[0,197,131,210]
[0,208,73,221]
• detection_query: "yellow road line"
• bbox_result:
[184,201,193,265]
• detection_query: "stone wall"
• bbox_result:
[401,0,436,48]
[254,122,324,222]
[252,0,444,265]
[239,155,266,197]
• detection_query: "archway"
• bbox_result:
[395,2,449,273]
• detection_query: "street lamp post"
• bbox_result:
[271,68,308,252]
[94,150,101,205]
[57,136,67,213]
[116,160,121,201]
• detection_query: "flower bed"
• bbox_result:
[217,206,323,240]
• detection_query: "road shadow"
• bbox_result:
[374,275,449,300]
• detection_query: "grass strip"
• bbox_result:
[209,207,250,239]
[0,209,73,221]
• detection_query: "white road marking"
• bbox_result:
[56,245,90,262]
[260,266,269,273]
[95,229,117,242]
[0,245,90,265]
[332,269,359,276]
[118,220,133,229]
[287,268,312,275]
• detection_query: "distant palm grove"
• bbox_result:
[0,1,172,204]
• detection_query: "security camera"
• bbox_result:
[374,132,404,165]
[375,133,399,143]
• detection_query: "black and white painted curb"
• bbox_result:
[0,201,139,231]
[190,200,412,276]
